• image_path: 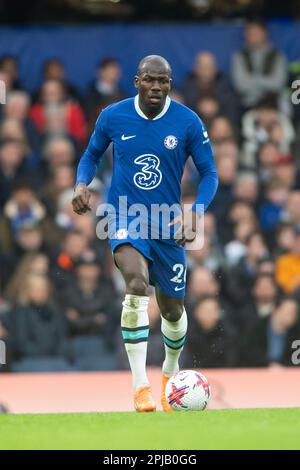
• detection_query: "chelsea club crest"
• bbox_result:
[164,135,178,150]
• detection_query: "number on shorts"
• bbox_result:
[170,263,186,285]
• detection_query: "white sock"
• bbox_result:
[161,308,188,376]
[121,294,150,392]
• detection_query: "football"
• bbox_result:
[165,370,211,411]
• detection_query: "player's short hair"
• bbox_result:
[137,55,172,76]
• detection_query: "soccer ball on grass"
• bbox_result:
[165,370,211,411]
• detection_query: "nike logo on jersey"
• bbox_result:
[121,134,136,140]
[174,285,185,291]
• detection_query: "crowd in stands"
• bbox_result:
[0,19,300,372]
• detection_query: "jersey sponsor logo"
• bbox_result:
[133,154,162,190]
[121,134,136,140]
[164,135,178,150]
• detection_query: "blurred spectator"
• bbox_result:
[186,266,219,305]
[30,78,87,147]
[4,253,50,305]
[220,199,258,245]
[276,225,300,295]
[271,154,300,191]
[233,171,259,206]
[41,164,75,216]
[241,297,300,367]
[60,252,118,370]
[231,19,287,109]
[224,217,258,267]
[182,52,239,123]
[0,181,60,255]
[282,191,300,225]
[38,58,82,104]
[10,273,70,372]
[257,255,276,276]
[208,153,237,222]
[258,179,289,233]
[72,207,109,266]
[55,188,83,230]
[274,223,296,257]
[195,93,220,128]
[60,253,115,336]
[184,296,237,368]
[241,96,295,167]
[85,57,125,130]
[208,116,236,147]
[0,140,32,208]
[186,235,224,274]
[256,142,281,183]
[42,136,76,176]
[0,117,38,174]
[226,231,269,307]
[3,91,40,152]
[0,55,22,91]
[0,69,13,113]
[238,273,278,333]
[51,229,90,292]
[14,224,44,257]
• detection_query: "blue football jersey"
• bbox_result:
[76,95,218,240]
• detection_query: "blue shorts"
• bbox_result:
[109,235,186,298]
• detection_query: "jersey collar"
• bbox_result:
[134,95,171,120]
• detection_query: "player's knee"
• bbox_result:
[127,275,149,296]
[161,305,184,322]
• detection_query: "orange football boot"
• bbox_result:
[161,374,174,412]
[134,385,156,412]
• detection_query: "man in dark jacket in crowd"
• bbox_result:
[184,296,237,368]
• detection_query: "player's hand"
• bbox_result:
[168,211,199,246]
[72,183,92,215]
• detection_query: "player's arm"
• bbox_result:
[188,116,218,218]
[171,116,218,245]
[72,110,111,215]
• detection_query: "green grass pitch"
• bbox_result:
[0,408,299,450]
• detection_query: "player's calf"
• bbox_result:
[121,294,151,394]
